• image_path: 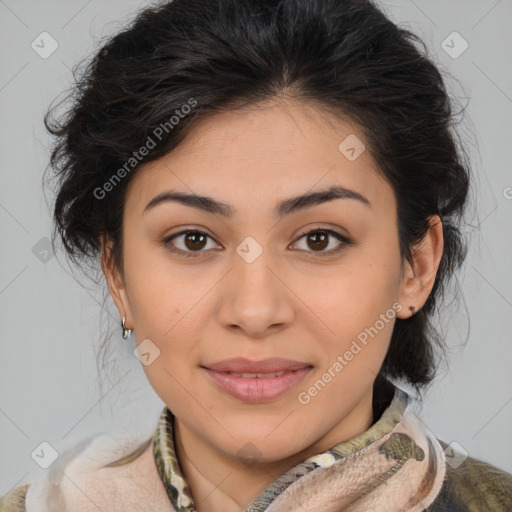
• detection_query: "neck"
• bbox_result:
[174,389,375,512]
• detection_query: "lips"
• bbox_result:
[201,357,313,402]
[203,357,311,373]
[219,371,287,378]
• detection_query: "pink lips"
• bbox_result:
[202,357,313,403]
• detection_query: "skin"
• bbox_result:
[102,97,443,512]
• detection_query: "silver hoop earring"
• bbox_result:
[121,315,132,339]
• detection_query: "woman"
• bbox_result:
[1,0,511,510]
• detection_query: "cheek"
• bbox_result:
[317,265,399,326]
[135,318,200,412]
[122,238,206,369]
[122,235,186,332]
[306,253,401,363]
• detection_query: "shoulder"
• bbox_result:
[0,483,29,512]
[1,427,171,512]
[427,439,512,511]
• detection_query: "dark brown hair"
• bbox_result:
[44,0,472,398]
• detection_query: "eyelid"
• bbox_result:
[163,226,353,258]
[290,228,352,255]
[163,229,222,258]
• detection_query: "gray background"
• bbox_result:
[1,0,511,495]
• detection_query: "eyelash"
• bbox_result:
[162,228,353,259]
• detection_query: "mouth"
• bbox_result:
[215,371,290,378]
[201,358,313,402]
[202,356,312,373]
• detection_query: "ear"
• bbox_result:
[396,215,444,319]
[100,234,133,330]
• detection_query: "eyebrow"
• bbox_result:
[143,184,371,218]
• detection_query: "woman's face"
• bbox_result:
[104,98,439,465]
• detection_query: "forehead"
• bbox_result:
[125,98,392,215]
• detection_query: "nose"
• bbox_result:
[215,242,294,339]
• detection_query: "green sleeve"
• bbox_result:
[426,440,512,511]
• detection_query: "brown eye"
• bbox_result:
[306,231,329,251]
[163,227,352,259]
[163,230,220,257]
[183,232,207,251]
[292,228,352,256]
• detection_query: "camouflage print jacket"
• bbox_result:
[1,381,511,511]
